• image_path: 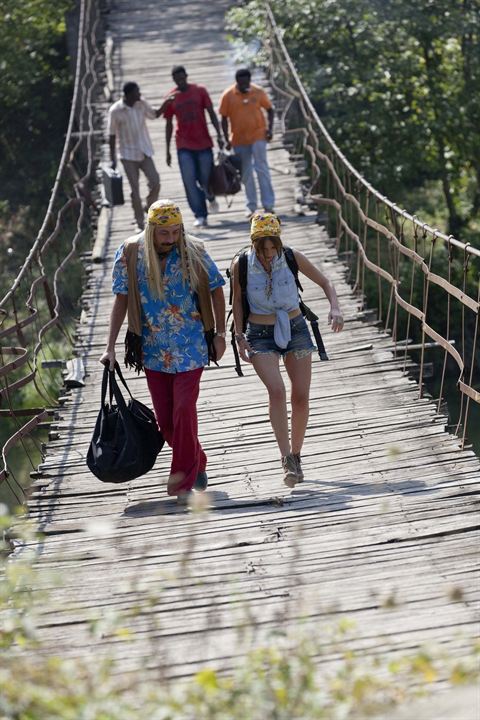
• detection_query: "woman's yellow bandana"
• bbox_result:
[147,200,183,226]
[250,212,281,240]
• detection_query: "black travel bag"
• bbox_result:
[102,166,125,206]
[87,363,163,483]
[208,153,242,197]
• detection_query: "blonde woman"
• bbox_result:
[232,212,343,487]
[101,200,226,501]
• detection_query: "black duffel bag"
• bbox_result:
[208,152,242,197]
[87,363,163,483]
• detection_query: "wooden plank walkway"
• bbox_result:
[23,0,479,707]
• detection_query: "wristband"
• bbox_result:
[215,331,227,338]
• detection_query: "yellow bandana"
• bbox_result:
[250,212,281,240]
[147,200,183,226]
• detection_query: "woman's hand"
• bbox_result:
[100,349,116,369]
[236,334,253,363]
[328,309,344,333]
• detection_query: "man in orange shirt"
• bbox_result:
[219,69,275,219]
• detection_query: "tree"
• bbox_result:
[0,0,72,210]
[227,0,480,240]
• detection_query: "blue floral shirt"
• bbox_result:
[112,239,225,373]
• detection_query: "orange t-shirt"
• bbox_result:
[219,83,272,146]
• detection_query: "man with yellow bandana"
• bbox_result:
[100,200,226,502]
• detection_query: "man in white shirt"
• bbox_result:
[108,82,171,230]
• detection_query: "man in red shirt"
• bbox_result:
[163,66,224,227]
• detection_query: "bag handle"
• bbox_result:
[102,363,129,414]
[100,362,135,412]
[101,366,111,407]
[113,361,134,399]
[102,364,121,407]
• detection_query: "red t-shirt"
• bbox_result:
[164,84,213,150]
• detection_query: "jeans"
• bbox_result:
[177,148,214,219]
[246,315,315,359]
[233,139,275,213]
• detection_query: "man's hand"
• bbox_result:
[100,349,116,369]
[156,94,175,117]
[213,335,226,361]
[266,129,273,141]
[110,160,117,170]
[166,150,172,167]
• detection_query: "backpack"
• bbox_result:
[226,246,329,377]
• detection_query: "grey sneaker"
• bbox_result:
[293,453,304,482]
[282,454,300,488]
[194,470,208,491]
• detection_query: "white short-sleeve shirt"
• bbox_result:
[107,98,156,161]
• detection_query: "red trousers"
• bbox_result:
[145,367,206,495]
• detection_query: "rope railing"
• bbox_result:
[265,4,479,449]
[0,0,103,500]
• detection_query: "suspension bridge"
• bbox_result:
[1,0,479,713]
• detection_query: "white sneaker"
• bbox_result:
[193,217,207,228]
[245,209,256,220]
[208,199,220,214]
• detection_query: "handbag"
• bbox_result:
[208,152,242,197]
[86,363,164,483]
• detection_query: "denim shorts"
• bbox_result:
[246,314,315,359]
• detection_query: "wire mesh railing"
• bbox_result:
[0,0,104,502]
[265,4,480,450]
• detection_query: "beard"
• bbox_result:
[156,242,176,258]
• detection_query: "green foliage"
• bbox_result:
[0,0,73,307]
[0,1,101,512]
[227,0,480,240]
[0,0,72,207]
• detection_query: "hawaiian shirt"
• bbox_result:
[112,239,225,373]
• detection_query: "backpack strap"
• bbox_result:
[229,250,249,377]
[237,250,249,332]
[283,246,303,292]
[231,330,244,377]
[284,246,329,362]
[299,300,329,361]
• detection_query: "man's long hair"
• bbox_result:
[143,225,209,299]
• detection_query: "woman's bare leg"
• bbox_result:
[284,353,312,454]
[251,352,290,456]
